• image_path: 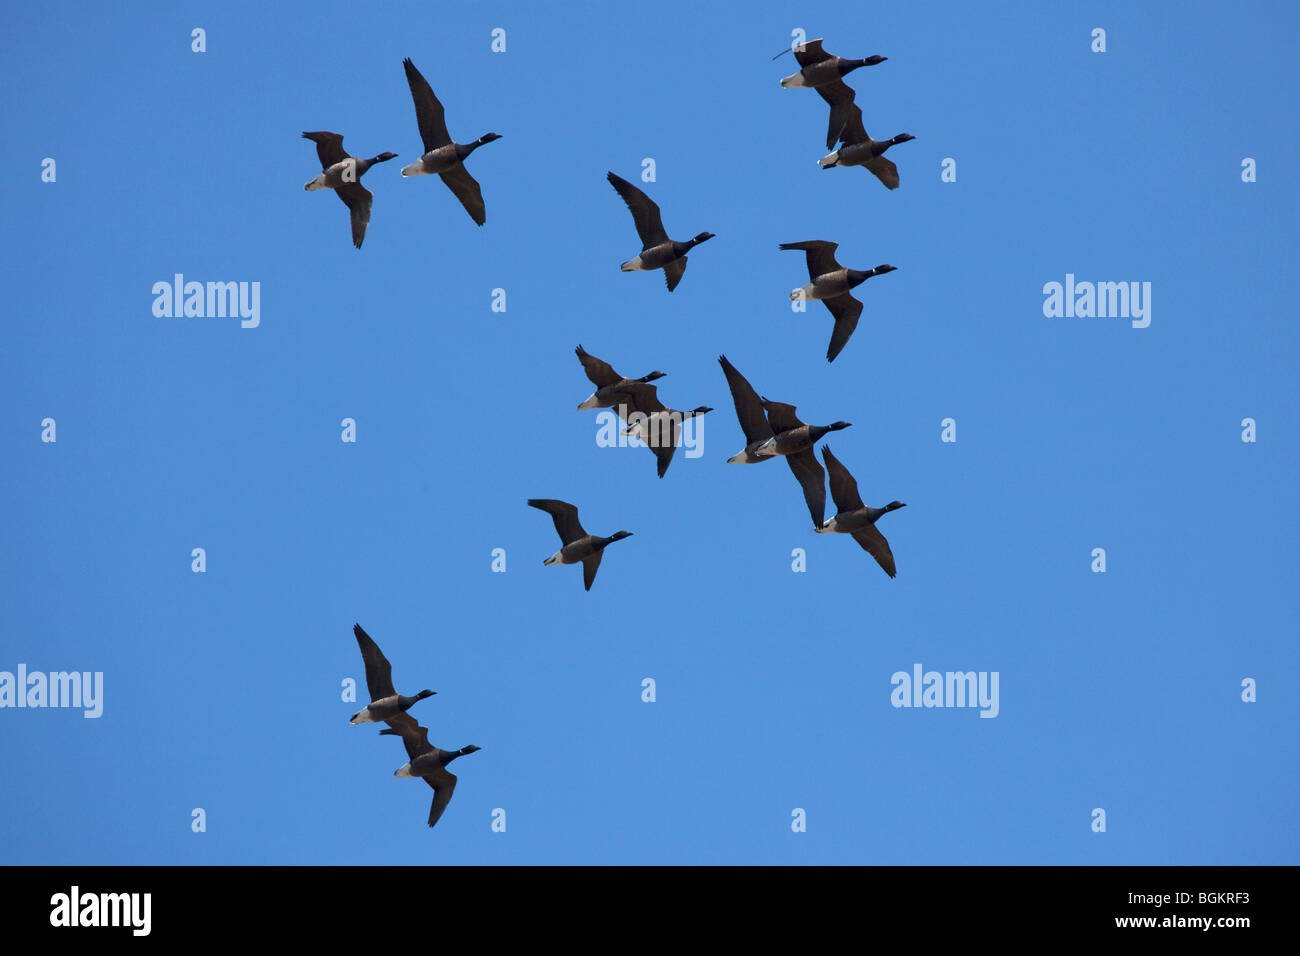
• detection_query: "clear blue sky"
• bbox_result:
[2,0,1296,864]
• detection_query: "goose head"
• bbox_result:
[885,501,907,512]
[891,134,916,145]
[609,531,634,542]
[478,133,503,145]
[872,264,898,276]
[862,55,888,66]
[827,421,851,431]
[414,689,436,702]
[371,152,399,164]
[691,232,716,245]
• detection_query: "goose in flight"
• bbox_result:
[816,444,907,577]
[301,132,397,248]
[348,623,435,725]
[607,171,714,292]
[380,714,480,829]
[617,382,712,478]
[399,57,501,225]
[717,355,848,528]
[781,240,896,361]
[528,498,633,591]
[574,344,666,413]
[818,102,915,189]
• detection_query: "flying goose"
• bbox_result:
[302,132,398,248]
[399,58,501,226]
[349,623,435,725]
[379,714,480,829]
[607,172,714,291]
[775,39,887,148]
[616,382,712,478]
[816,445,906,577]
[818,102,915,189]
[759,398,850,528]
[574,345,666,413]
[781,240,896,362]
[528,499,633,591]
[717,356,848,528]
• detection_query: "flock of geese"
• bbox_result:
[324,40,912,828]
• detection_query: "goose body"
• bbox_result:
[380,714,480,829]
[528,499,632,591]
[348,623,435,724]
[574,345,666,412]
[607,171,714,291]
[400,139,499,178]
[303,156,377,192]
[756,403,851,456]
[781,240,896,361]
[818,102,914,189]
[399,58,501,225]
[815,445,906,577]
[778,39,886,90]
[301,132,398,248]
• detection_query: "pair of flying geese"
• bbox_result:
[718,355,906,577]
[605,176,896,363]
[776,38,915,189]
[349,623,480,829]
[303,58,500,247]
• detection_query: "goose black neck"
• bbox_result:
[811,422,850,442]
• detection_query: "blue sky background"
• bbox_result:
[2,1,1296,864]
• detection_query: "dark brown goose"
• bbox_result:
[399,58,501,226]
[616,382,712,478]
[816,445,906,577]
[717,355,848,528]
[302,132,398,248]
[607,172,714,291]
[574,345,666,413]
[759,398,850,528]
[528,499,633,591]
[348,623,436,724]
[776,39,887,148]
[781,240,896,362]
[379,714,480,829]
[818,102,914,189]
